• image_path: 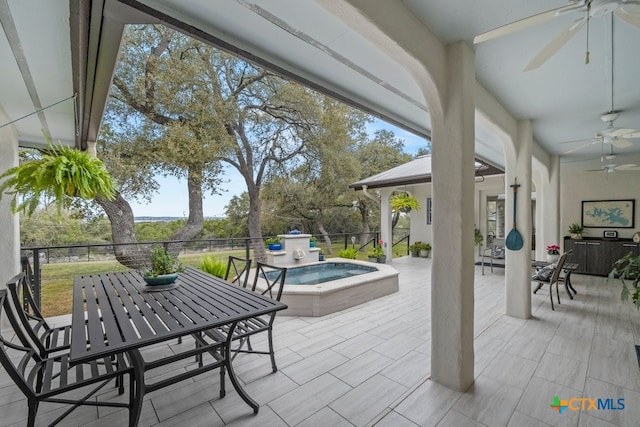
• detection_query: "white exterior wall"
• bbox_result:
[560,166,640,241]
[0,110,20,301]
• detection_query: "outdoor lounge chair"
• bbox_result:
[0,286,137,427]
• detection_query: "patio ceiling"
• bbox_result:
[2,1,640,172]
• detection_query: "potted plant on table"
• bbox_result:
[265,237,282,250]
[545,244,560,262]
[143,246,184,286]
[568,223,585,239]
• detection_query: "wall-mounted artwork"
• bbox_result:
[582,199,635,228]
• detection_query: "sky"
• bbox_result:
[128,119,429,218]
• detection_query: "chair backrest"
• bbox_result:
[5,273,51,356]
[0,289,41,400]
[225,256,252,288]
[549,251,569,284]
[251,262,287,301]
[492,238,505,259]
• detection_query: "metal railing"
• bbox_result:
[21,230,409,312]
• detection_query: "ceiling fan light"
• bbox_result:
[600,111,619,123]
[591,0,621,17]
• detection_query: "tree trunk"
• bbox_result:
[95,192,148,269]
[317,222,333,254]
[95,168,205,269]
[247,184,266,262]
[167,168,204,254]
[359,205,370,249]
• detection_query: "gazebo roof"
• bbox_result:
[349,155,503,190]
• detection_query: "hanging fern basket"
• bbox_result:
[0,143,116,216]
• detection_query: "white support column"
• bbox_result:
[534,155,560,260]
[505,120,533,319]
[0,110,20,290]
[430,41,475,391]
[379,188,393,261]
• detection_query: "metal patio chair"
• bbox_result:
[0,287,138,427]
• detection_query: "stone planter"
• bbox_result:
[546,253,559,263]
[419,249,431,258]
[143,273,179,286]
[377,256,386,263]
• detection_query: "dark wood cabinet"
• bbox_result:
[563,237,639,276]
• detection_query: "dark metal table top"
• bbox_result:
[70,267,287,363]
[532,261,579,270]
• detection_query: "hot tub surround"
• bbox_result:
[254,259,399,316]
[265,233,321,266]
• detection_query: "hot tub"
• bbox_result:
[256,259,399,317]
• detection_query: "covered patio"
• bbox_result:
[1,257,638,426]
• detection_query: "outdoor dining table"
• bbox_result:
[69,266,287,426]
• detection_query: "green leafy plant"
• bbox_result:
[608,252,640,310]
[265,237,281,245]
[200,254,227,278]
[0,142,116,216]
[474,228,483,247]
[391,192,420,212]
[339,247,358,259]
[368,239,385,257]
[568,223,585,235]
[144,246,184,277]
[309,236,317,243]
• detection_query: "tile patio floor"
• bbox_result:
[1,256,639,426]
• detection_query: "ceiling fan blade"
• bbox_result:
[523,18,586,71]
[608,128,636,137]
[473,3,584,44]
[611,138,633,149]
[560,137,600,145]
[615,163,639,170]
[623,131,640,138]
[562,139,600,154]
[615,5,640,28]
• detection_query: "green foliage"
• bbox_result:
[20,207,112,246]
[200,254,227,278]
[568,223,585,235]
[265,237,281,245]
[145,246,184,277]
[474,228,484,246]
[391,193,420,212]
[339,247,358,259]
[0,144,115,216]
[608,252,640,310]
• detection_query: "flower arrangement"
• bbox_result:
[546,244,560,255]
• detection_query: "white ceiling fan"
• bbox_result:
[474,0,640,71]
[586,151,640,172]
[562,111,640,154]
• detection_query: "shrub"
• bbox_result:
[339,247,358,259]
[200,254,227,278]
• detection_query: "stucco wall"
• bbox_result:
[560,167,640,241]
[0,110,20,287]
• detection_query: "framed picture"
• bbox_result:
[582,199,635,228]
